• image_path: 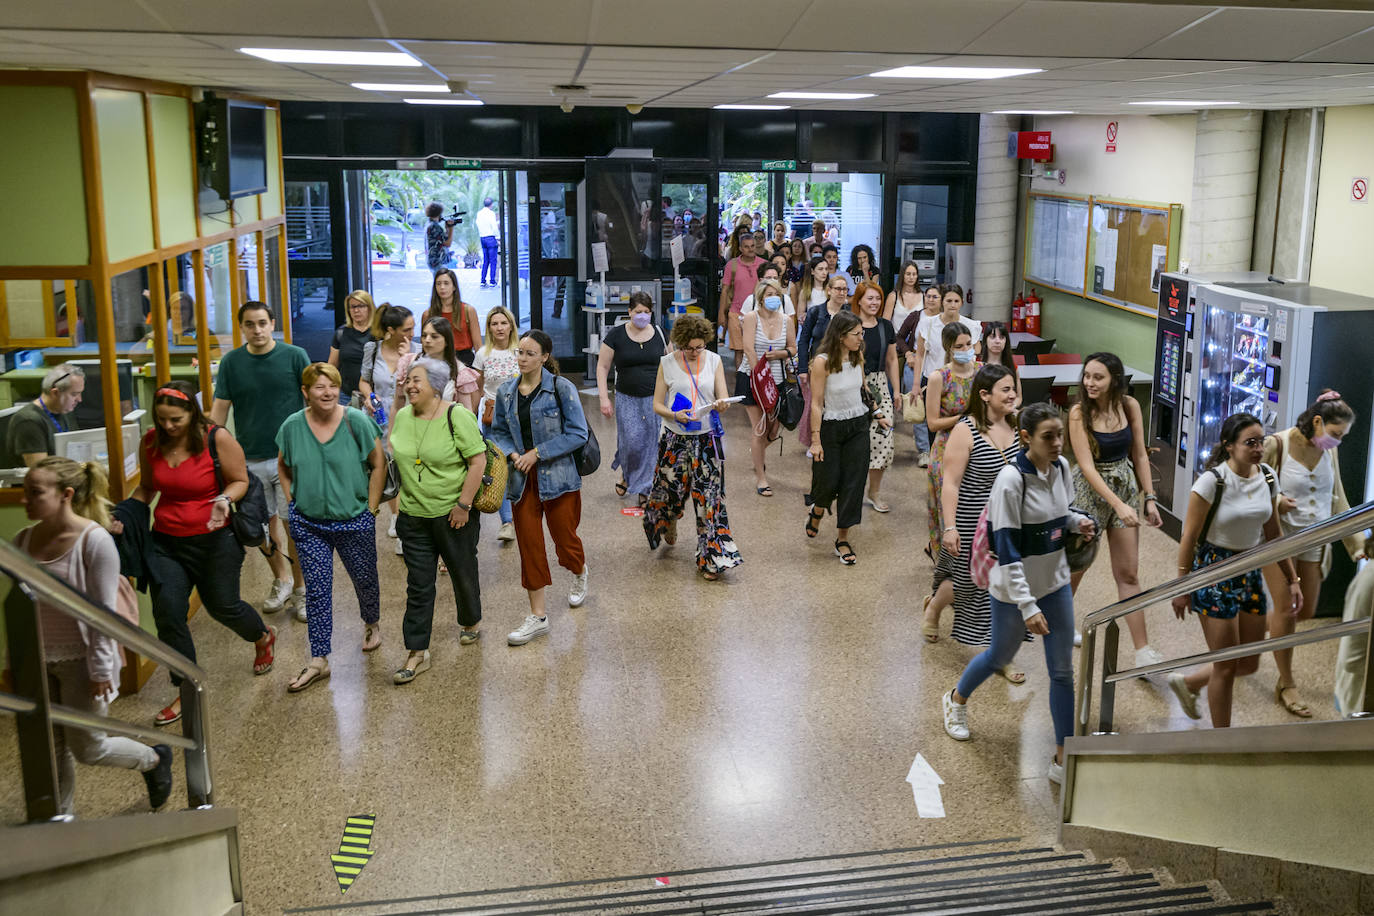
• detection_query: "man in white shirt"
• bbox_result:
[476,197,501,289]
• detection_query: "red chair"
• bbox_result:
[1012,354,1027,367]
[1037,353,1082,365]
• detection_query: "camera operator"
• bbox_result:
[425,202,456,275]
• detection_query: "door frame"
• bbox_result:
[282,161,352,324]
[524,164,585,365]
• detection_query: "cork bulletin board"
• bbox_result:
[1086,198,1183,317]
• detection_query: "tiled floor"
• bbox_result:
[0,383,1348,914]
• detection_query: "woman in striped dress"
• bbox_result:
[922,365,1029,680]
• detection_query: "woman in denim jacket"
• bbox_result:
[490,329,590,647]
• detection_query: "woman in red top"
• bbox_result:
[421,268,483,367]
[134,381,276,726]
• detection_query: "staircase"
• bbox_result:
[292,837,1281,915]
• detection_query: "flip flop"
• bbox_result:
[996,665,1027,685]
[756,485,773,497]
[614,479,628,497]
[288,660,331,693]
[361,623,381,652]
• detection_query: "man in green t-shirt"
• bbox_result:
[211,301,310,616]
[5,364,84,466]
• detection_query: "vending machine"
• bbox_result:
[1150,271,1269,537]
[1175,282,1374,614]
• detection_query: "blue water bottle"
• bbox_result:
[369,393,388,428]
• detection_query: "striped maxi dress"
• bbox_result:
[932,416,1026,646]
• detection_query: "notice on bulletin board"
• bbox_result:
[1094,228,1118,293]
[1149,244,1167,293]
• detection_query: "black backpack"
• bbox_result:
[206,426,271,549]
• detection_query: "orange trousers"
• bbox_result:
[512,471,585,591]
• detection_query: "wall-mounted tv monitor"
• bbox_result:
[227,101,268,198]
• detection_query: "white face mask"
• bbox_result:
[763,296,783,311]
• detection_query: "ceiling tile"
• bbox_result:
[1134,8,1374,63]
[961,2,1211,58]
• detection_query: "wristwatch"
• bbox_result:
[456,500,472,512]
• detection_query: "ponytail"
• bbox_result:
[34,456,112,528]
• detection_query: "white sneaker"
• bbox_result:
[1135,645,1165,679]
[917,451,930,468]
[387,516,397,538]
[395,539,404,556]
[942,689,970,741]
[1169,673,1202,720]
[497,522,515,542]
[1073,629,1083,647]
[261,579,292,613]
[508,614,550,646]
[569,565,589,607]
[291,587,307,622]
[1047,758,1064,785]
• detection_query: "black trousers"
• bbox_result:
[810,414,870,529]
[148,527,267,686]
[397,511,482,650]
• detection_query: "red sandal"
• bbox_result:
[253,626,277,676]
[154,701,181,727]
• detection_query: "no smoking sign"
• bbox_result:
[1353,177,1368,203]
[1105,121,1118,153]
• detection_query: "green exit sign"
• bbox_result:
[443,158,482,169]
[761,159,798,171]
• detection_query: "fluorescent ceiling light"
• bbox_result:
[870,66,1042,79]
[994,109,1074,115]
[352,82,450,92]
[768,91,875,100]
[404,98,483,106]
[1128,100,1237,106]
[240,48,421,66]
[714,103,790,110]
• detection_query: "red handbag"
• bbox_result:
[750,355,779,414]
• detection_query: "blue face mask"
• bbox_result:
[952,349,975,365]
[763,296,783,311]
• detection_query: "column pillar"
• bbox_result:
[1185,109,1262,272]
[971,113,1018,320]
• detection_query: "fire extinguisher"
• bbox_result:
[1025,289,1042,336]
[1011,291,1025,333]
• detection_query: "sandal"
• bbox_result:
[664,518,678,546]
[834,539,857,565]
[253,626,277,676]
[805,508,825,538]
[996,665,1027,685]
[460,628,481,645]
[614,478,628,497]
[701,568,720,581]
[393,650,432,684]
[288,659,331,693]
[1276,680,1312,718]
[866,496,891,514]
[362,623,381,652]
[154,700,181,727]
[921,595,940,643]
[756,485,773,497]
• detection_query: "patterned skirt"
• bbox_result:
[1072,457,1139,529]
[866,371,894,471]
[643,430,743,575]
[611,392,660,497]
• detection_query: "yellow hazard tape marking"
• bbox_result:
[332,815,378,894]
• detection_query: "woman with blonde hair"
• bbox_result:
[738,277,796,495]
[328,289,375,405]
[473,305,520,540]
[19,457,173,812]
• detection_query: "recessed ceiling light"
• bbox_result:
[768,91,875,100]
[1128,100,1238,106]
[994,109,1074,115]
[715,103,791,110]
[352,82,450,92]
[240,48,421,66]
[404,98,484,106]
[870,66,1042,80]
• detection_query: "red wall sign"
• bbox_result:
[1106,121,1118,153]
[1012,131,1053,160]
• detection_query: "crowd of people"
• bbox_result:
[19,232,1368,811]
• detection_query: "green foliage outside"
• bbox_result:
[718,172,766,226]
[786,180,841,210]
[367,169,501,257]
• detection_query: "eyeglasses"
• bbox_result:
[682,344,707,353]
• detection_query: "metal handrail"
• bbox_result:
[1076,499,1374,738]
[0,537,215,819]
[1083,500,1374,629]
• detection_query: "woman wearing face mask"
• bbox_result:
[1168,413,1300,727]
[795,272,853,459]
[941,404,1096,787]
[851,281,900,513]
[738,278,796,495]
[901,283,968,468]
[924,324,980,558]
[596,292,667,508]
[1259,391,1365,718]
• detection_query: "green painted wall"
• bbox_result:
[260,108,282,219]
[1038,288,1157,373]
[0,86,88,267]
[149,94,197,247]
[93,88,154,264]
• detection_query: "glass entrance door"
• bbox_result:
[787,172,884,271]
[524,168,583,365]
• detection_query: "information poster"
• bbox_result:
[1026,195,1089,294]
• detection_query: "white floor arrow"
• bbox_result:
[906,753,945,818]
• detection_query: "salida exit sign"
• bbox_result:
[1007,131,1053,161]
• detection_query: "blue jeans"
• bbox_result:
[480,420,513,524]
[480,236,500,285]
[955,584,1075,747]
[904,366,930,453]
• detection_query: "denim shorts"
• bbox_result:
[246,458,288,518]
[1190,542,1267,619]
